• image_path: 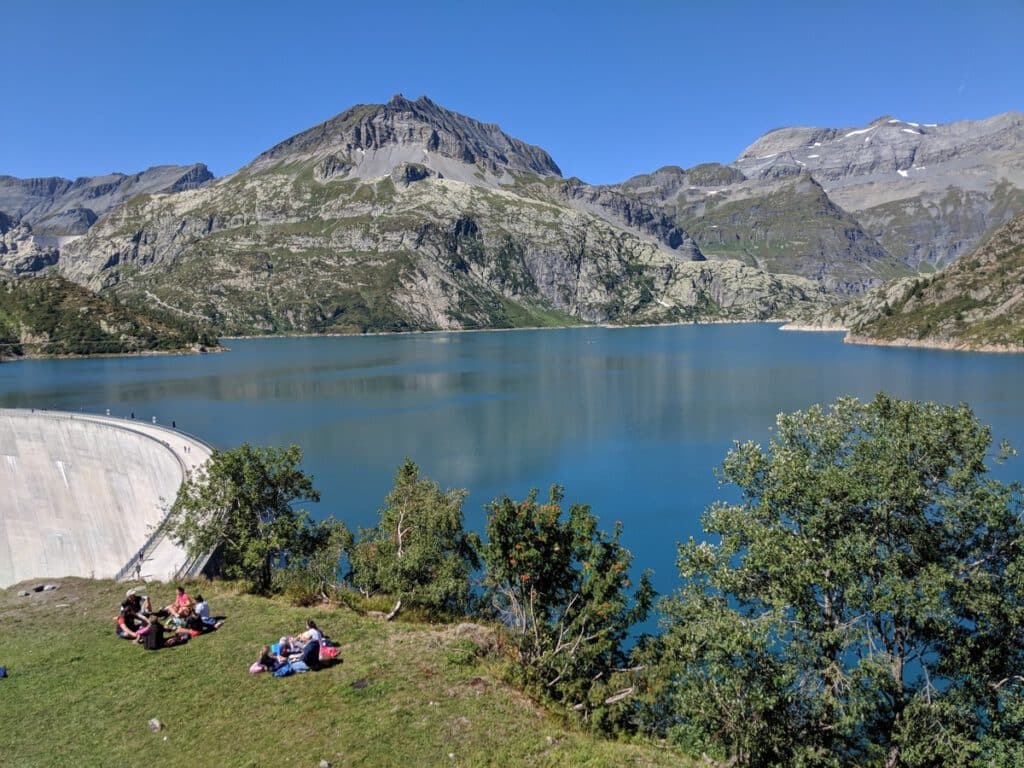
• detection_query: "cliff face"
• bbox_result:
[734,112,1024,269]
[0,164,213,236]
[0,214,59,274]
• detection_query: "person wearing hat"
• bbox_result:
[125,588,154,616]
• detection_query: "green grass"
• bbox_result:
[0,579,686,768]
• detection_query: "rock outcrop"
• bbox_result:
[0,163,214,236]
[0,213,59,274]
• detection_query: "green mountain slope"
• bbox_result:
[805,211,1024,351]
[673,174,910,292]
[0,273,219,358]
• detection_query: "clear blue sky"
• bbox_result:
[3,0,1021,184]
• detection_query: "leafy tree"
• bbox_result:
[650,394,1024,767]
[348,459,479,616]
[481,485,654,728]
[166,443,321,594]
[273,517,353,605]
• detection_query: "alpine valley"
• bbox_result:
[2,96,1023,343]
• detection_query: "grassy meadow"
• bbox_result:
[0,578,685,768]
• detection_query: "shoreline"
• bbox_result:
[780,323,1024,354]
[5,320,1021,359]
[0,343,228,364]
[844,333,1024,354]
[222,316,791,341]
[778,322,848,332]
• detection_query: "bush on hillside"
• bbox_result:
[348,459,480,617]
[166,443,321,594]
[480,485,654,730]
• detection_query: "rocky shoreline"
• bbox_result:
[844,334,1024,354]
[1,343,226,363]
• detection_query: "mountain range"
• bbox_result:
[1,96,1022,339]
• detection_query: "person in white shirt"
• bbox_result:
[297,618,324,644]
[193,594,222,629]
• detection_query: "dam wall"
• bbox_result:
[0,409,210,588]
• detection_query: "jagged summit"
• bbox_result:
[248,94,562,183]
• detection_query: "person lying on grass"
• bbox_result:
[255,644,288,673]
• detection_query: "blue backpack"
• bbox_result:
[272,660,294,677]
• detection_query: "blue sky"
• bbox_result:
[3,0,1021,184]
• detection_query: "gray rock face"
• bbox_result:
[554,177,705,258]
[0,164,214,236]
[0,214,59,274]
[734,112,1024,268]
[248,94,561,184]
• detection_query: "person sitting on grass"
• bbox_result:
[142,617,190,650]
[193,594,223,630]
[115,597,151,642]
[271,636,296,657]
[297,619,323,645]
[288,637,321,673]
[165,585,195,624]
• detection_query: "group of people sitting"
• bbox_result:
[115,586,222,650]
[250,619,340,676]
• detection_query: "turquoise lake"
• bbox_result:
[2,323,1023,599]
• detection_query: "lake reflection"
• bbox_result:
[2,324,1023,599]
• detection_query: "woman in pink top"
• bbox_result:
[167,586,195,618]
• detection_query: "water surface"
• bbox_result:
[3,324,1022,600]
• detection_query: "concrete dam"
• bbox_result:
[0,409,212,588]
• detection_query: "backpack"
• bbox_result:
[272,661,294,678]
[162,632,189,648]
[143,622,164,650]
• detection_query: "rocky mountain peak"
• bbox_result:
[249,96,562,182]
